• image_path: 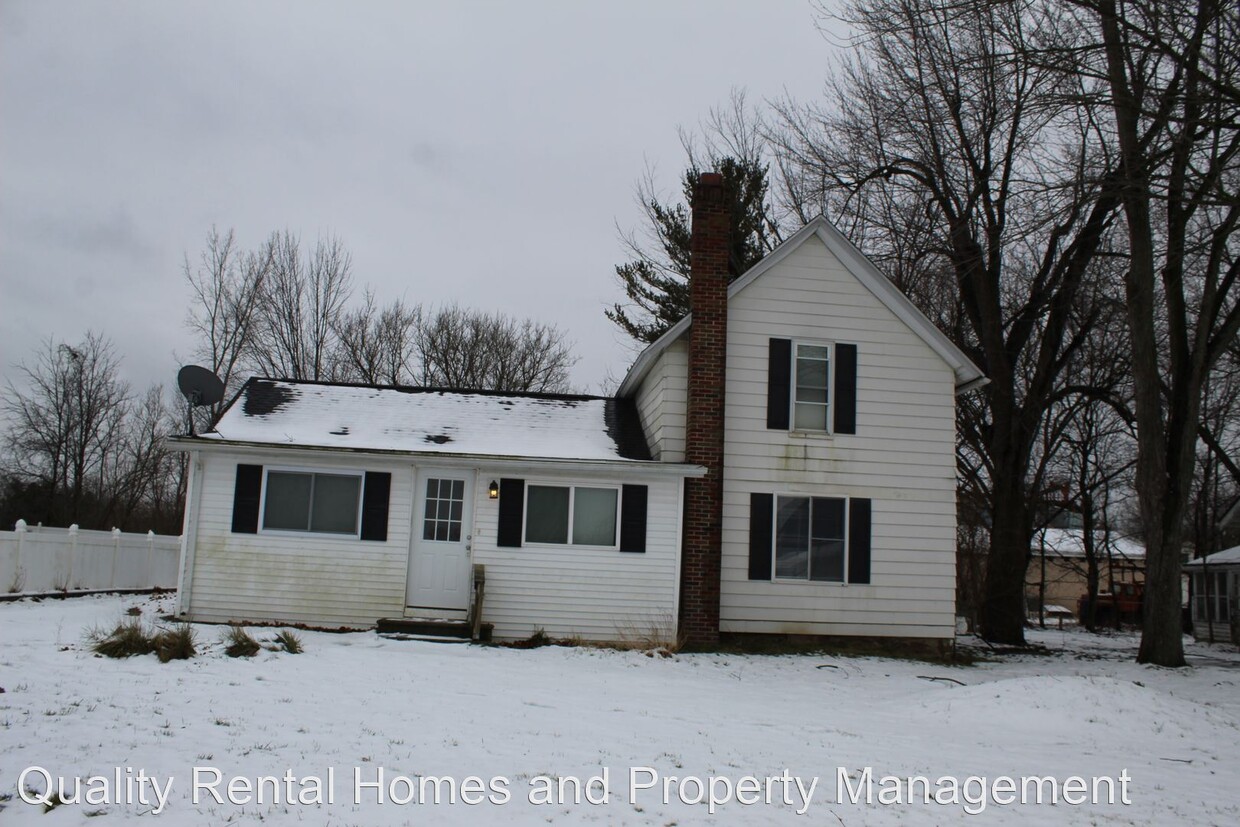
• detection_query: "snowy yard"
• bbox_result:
[2,594,1238,825]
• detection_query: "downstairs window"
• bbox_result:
[262,470,362,535]
[525,484,618,547]
[775,495,847,582]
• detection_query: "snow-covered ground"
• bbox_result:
[2,594,1238,825]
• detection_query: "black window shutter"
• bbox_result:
[767,338,792,430]
[748,493,774,580]
[834,343,857,435]
[497,478,525,548]
[359,472,392,541]
[231,464,263,534]
[619,484,648,552]
[848,497,872,584]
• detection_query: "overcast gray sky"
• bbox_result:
[1,0,836,398]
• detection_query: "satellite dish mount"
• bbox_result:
[177,365,225,436]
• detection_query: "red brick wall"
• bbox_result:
[681,172,729,647]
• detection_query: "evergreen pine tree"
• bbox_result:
[607,157,780,344]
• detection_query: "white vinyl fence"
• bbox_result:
[0,520,180,596]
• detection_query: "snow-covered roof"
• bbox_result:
[617,216,987,397]
[1032,528,1145,561]
[1184,545,1240,569]
[186,378,657,464]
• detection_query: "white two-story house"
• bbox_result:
[171,173,983,649]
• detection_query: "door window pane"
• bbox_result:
[572,487,618,546]
[423,477,466,544]
[526,485,569,544]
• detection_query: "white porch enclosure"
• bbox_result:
[0,521,180,595]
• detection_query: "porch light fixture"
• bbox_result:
[489,480,499,499]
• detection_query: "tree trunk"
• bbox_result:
[979,478,1031,644]
[1138,530,1188,664]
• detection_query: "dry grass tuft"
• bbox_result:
[153,624,196,662]
[222,626,261,658]
[88,620,156,658]
[274,629,303,654]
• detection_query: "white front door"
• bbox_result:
[406,471,474,613]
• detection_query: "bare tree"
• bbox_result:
[97,384,182,530]
[772,0,1123,644]
[182,227,272,427]
[249,231,354,381]
[1,333,131,526]
[333,291,421,385]
[415,304,577,393]
[1071,0,1240,665]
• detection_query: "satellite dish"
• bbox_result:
[178,365,225,406]
[177,365,225,436]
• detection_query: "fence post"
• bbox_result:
[111,527,122,590]
[12,519,27,593]
[147,530,155,586]
[65,524,79,592]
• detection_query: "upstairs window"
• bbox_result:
[793,343,831,431]
[767,338,856,434]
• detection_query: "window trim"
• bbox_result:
[789,340,835,435]
[1193,571,1231,624]
[258,465,365,539]
[771,492,850,584]
[521,480,622,550]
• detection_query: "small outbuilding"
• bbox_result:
[1185,546,1240,644]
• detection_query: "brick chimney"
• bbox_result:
[680,172,729,648]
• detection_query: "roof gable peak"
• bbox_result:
[617,215,985,396]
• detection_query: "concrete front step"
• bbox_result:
[376,617,493,641]
[377,632,473,644]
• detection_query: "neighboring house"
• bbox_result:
[1024,528,1145,619]
[1185,546,1240,644]
[171,173,984,647]
[1220,495,1240,534]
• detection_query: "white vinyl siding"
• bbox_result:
[183,451,412,627]
[474,471,682,642]
[180,449,683,642]
[716,234,958,639]
[633,339,688,462]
